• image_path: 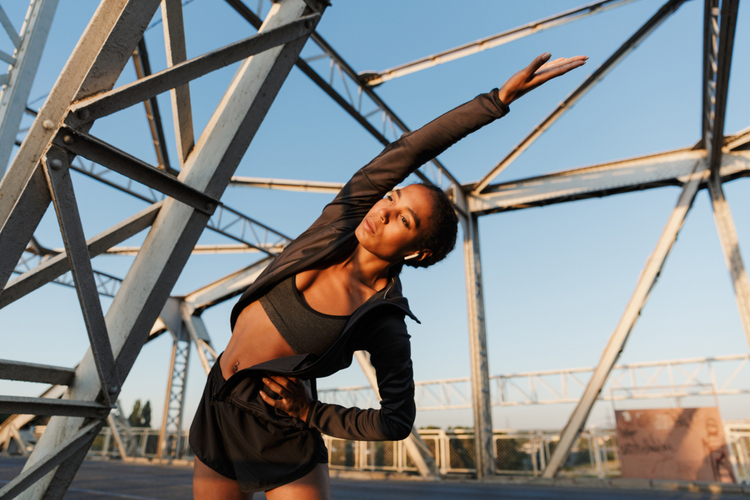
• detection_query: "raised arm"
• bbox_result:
[304,53,588,232]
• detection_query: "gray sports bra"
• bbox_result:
[259,275,350,356]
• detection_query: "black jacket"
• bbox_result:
[217,90,509,442]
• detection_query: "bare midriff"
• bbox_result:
[220,300,296,381]
[220,266,383,381]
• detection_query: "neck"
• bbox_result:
[340,243,393,290]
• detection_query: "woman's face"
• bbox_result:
[355,184,435,264]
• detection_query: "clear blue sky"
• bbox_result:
[1,0,749,431]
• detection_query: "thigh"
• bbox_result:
[265,463,330,500]
[193,455,252,500]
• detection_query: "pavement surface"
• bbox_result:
[0,456,741,499]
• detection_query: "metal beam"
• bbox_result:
[361,0,638,87]
[707,173,750,348]
[0,421,102,500]
[103,242,271,255]
[726,126,750,151]
[183,257,271,312]
[55,128,218,214]
[542,159,706,478]
[132,38,172,172]
[0,360,75,386]
[462,214,493,479]
[156,338,190,460]
[229,175,344,193]
[0,396,109,419]
[43,148,120,405]
[472,0,688,194]
[2,202,161,309]
[161,0,193,166]
[69,157,292,256]
[181,306,217,374]
[0,385,66,451]
[68,14,319,125]
[702,0,739,170]
[0,0,58,178]
[469,150,750,215]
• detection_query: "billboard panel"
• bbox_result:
[615,407,735,482]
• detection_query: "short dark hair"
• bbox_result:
[404,183,458,269]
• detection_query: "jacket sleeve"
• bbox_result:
[304,313,415,441]
[302,90,510,232]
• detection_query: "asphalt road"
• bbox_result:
[0,457,735,499]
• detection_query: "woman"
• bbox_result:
[190,53,587,499]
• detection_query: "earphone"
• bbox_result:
[404,252,420,261]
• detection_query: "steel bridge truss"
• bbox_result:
[0,0,748,494]
[318,354,750,410]
[0,0,325,498]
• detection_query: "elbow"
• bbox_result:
[391,424,412,441]
[382,417,413,441]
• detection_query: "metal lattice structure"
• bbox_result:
[0,0,748,496]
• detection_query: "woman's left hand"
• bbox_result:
[498,53,588,105]
[260,375,314,421]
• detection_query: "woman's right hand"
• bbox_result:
[497,53,588,105]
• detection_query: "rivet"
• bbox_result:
[305,19,313,29]
[42,119,55,130]
[109,385,118,394]
[48,158,63,170]
[63,135,74,145]
[205,202,214,212]
[77,108,90,120]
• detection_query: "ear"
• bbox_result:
[416,249,432,262]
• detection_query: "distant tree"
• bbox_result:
[128,400,142,427]
[128,399,152,428]
[141,401,151,428]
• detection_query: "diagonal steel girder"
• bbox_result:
[361,0,639,87]
[702,0,739,169]
[472,0,689,195]
[468,149,750,215]
[0,0,59,179]
[543,159,708,478]
[700,0,750,347]
[2,1,323,498]
[67,156,292,255]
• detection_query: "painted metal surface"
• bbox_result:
[362,0,637,87]
[0,0,59,178]
[462,214,493,479]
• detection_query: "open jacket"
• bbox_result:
[216,90,509,442]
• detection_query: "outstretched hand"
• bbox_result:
[498,53,588,105]
[260,375,314,421]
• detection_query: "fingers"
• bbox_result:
[262,375,295,395]
[523,52,552,77]
[259,388,278,406]
[536,56,588,74]
[533,56,587,82]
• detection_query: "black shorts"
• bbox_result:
[189,355,328,493]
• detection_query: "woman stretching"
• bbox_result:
[190,53,587,499]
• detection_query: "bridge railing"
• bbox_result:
[69,423,750,482]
